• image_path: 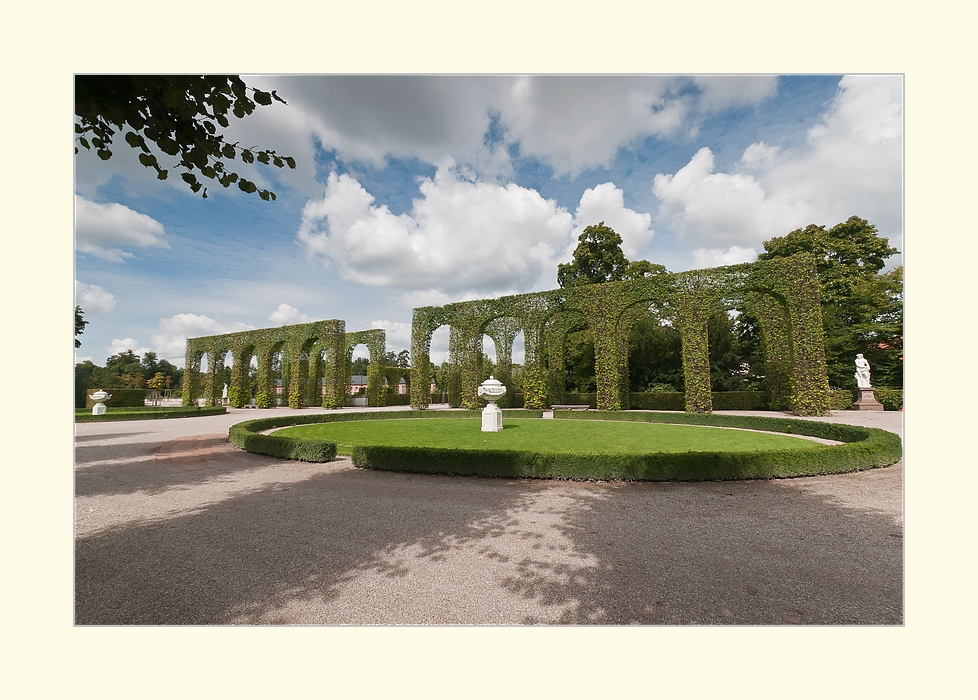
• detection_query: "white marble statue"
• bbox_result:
[854,354,872,388]
[222,383,229,399]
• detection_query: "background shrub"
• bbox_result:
[76,406,226,422]
[874,388,903,411]
[85,389,148,409]
[828,389,855,410]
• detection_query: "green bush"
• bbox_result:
[76,406,226,422]
[75,365,93,409]
[874,388,903,411]
[709,391,770,410]
[85,389,147,409]
[563,392,597,408]
[828,389,855,411]
[627,392,684,411]
[385,394,411,406]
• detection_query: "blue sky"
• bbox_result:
[74,75,903,368]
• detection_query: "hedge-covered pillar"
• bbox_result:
[320,327,346,410]
[675,290,715,413]
[287,341,312,408]
[747,293,794,411]
[227,345,253,408]
[182,349,203,406]
[543,316,570,407]
[255,345,275,408]
[780,258,830,416]
[457,327,484,410]
[410,307,442,410]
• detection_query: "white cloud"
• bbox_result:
[298,169,574,296]
[108,337,153,357]
[75,195,169,262]
[269,303,314,325]
[571,183,654,259]
[691,246,758,268]
[150,313,255,362]
[652,75,903,253]
[298,170,654,298]
[369,319,412,352]
[692,76,778,112]
[74,280,116,314]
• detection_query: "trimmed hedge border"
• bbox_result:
[229,408,901,482]
[228,409,544,462]
[76,406,227,422]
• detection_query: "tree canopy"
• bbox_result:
[557,222,631,287]
[75,75,296,200]
[757,216,902,388]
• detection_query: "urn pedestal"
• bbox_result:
[478,376,507,433]
[853,386,884,411]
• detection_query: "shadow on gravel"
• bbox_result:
[76,457,903,625]
[75,467,532,624]
[499,471,903,625]
[74,432,152,443]
[75,436,271,498]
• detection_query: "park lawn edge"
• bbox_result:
[227,409,902,481]
[75,406,227,422]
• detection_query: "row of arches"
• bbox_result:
[410,254,831,415]
[183,321,391,409]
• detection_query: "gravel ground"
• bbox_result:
[74,406,903,625]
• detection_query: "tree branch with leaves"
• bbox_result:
[75,75,296,200]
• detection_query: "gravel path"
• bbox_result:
[74,407,903,625]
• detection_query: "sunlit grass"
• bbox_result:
[274,418,820,456]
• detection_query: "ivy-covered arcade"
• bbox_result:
[410,253,830,416]
[183,320,388,409]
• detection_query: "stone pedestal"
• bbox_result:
[92,403,107,415]
[853,386,884,411]
[481,402,503,432]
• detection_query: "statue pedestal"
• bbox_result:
[853,386,884,411]
[482,403,503,432]
[92,403,107,415]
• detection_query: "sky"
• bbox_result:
[74,74,903,369]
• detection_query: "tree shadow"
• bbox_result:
[75,454,903,625]
[76,435,281,498]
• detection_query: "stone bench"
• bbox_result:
[551,404,591,411]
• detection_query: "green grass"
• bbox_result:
[274,418,821,456]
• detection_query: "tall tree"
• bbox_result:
[757,216,902,388]
[74,306,88,348]
[557,222,630,287]
[75,75,296,200]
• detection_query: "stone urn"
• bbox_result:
[477,376,507,433]
[89,389,112,416]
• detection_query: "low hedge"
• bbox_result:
[228,409,544,462]
[828,388,902,411]
[874,388,903,411]
[229,408,901,481]
[76,406,226,422]
[84,389,148,409]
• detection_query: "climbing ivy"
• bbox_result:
[184,320,387,410]
[408,254,829,416]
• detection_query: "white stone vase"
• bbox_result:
[477,376,507,433]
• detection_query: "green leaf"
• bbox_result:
[125,132,142,148]
[222,144,235,159]
[272,156,283,168]
[75,123,83,134]
[285,156,296,169]
[138,153,157,167]
[241,149,254,164]
[97,149,112,160]
[200,166,215,179]
[216,114,229,128]
[253,90,272,106]
[157,169,168,181]
[257,151,270,165]
[181,172,198,186]
[259,190,270,201]
[163,89,178,108]
[79,137,90,149]
[203,120,216,135]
